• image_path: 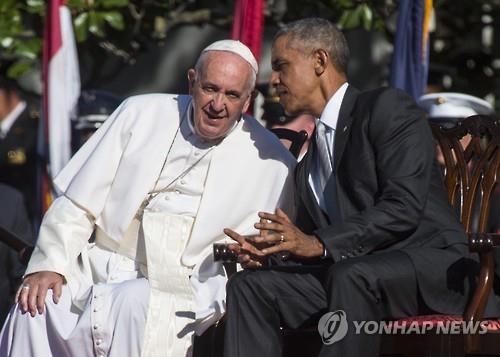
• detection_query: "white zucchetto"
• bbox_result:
[201,40,258,74]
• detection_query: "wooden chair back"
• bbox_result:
[431,115,499,234]
[430,115,500,353]
[270,128,309,159]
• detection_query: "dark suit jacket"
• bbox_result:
[0,184,33,323]
[0,106,38,219]
[295,86,478,315]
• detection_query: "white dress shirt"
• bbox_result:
[0,101,26,138]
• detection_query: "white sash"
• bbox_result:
[140,211,196,357]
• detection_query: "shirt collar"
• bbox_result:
[318,82,349,131]
[1,101,27,135]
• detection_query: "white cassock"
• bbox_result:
[0,94,296,357]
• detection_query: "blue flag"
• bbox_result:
[390,0,431,100]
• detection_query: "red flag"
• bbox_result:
[231,0,264,64]
[39,0,80,214]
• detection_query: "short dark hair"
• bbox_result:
[0,61,21,95]
[274,18,349,75]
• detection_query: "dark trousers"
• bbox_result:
[224,251,430,357]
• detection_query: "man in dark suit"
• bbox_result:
[223,18,482,357]
[0,183,32,324]
[0,76,38,220]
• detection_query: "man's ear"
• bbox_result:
[313,49,329,76]
[187,69,196,94]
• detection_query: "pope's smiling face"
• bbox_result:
[188,51,253,140]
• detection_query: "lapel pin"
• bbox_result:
[343,125,348,132]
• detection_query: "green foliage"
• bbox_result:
[0,0,43,77]
[26,0,45,14]
[0,0,393,78]
[74,12,90,41]
[12,38,42,60]
[0,0,130,77]
[337,2,376,31]
[102,11,125,30]
[7,60,33,78]
[100,0,129,8]
[68,0,128,41]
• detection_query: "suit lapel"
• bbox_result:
[333,86,359,171]
[318,86,359,224]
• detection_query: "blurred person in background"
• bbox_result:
[269,113,315,161]
[71,90,122,154]
[0,184,33,325]
[261,86,315,160]
[0,74,38,220]
[418,92,499,233]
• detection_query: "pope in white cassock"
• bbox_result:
[0,40,296,357]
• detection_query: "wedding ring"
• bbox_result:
[280,234,285,243]
[21,283,30,290]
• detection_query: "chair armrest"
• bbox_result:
[468,233,500,252]
[0,225,34,264]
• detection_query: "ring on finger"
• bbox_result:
[21,283,30,290]
[280,234,285,243]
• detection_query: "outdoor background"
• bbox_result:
[2,0,499,110]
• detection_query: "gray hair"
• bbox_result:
[194,51,256,93]
[274,18,349,75]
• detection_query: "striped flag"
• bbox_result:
[389,0,433,99]
[39,0,80,215]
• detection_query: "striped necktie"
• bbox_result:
[314,120,333,192]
